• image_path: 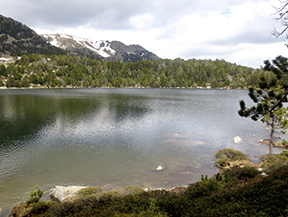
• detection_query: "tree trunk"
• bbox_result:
[269,116,275,154]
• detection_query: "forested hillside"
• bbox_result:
[0,54,274,89]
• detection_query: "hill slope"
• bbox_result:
[0,14,66,55]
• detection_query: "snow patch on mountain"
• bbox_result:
[42,34,116,58]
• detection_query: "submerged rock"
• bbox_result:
[49,185,87,202]
[259,139,284,148]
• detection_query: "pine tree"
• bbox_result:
[238,56,288,154]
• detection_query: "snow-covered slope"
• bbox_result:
[42,34,115,58]
[41,34,160,63]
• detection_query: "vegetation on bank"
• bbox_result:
[11,149,288,217]
[0,54,275,89]
[214,148,252,169]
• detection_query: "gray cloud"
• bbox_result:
[2,0,148,30]
[1,0,259,31]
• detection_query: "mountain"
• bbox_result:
[0,14,66,55]
[41,34,160,62]
[0,14,160,62]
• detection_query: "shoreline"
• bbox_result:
[0,85,239,90]
[0,183,192,216]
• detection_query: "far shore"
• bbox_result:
[0,85,243,90]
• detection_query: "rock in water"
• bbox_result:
[156,165,164,171]
[49,186,87,202]
[259,139,284,148]
[233,136,242,144]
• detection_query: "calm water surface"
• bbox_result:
[0,88,280,213]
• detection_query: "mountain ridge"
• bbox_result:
[41,33,160,62]
[0,14,66,55]
[0,14,160,63]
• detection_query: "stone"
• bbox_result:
[49,185,87,202]
[169,186,187,193]
[156,165,164,171]
[233,136,242,143]
[259,139,284,148]
[222,160,260,170]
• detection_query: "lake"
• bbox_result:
[0,88,281,214]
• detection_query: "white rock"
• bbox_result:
[233,136,242,144]
[49,185,87,202]
[156,165,164,171]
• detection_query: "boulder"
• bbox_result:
[49,186,87,202]
[233,136,242,144]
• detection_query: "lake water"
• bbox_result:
[0,88,281,214]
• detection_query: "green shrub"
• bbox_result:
[280,150,288,158]
[118,186,145,196]
[260,152,288,174]
[26,185,43,205]
[201,175,208,181]
[222,166,261,181]
[184,180,221,199]
[77,186,102,197]
[30,201,57,214]
[214,148,251,169]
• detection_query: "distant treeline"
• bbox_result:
[0,54,275,88]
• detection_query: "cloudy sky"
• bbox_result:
[1,0,288,68]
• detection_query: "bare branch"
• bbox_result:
[272,26,288,38]
[272,0,288,37]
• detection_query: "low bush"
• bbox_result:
[26,185,43,205]
[222,165,261,182]
[77,187,102,197]
[260,151,288,174]
[30,201,57,215]
[214,148,251,169]
[117,186,145,196]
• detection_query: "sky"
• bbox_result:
[1,0,288,68]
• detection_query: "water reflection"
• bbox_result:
[0,88,280,212]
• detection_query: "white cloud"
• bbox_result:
[130,14,154,29]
